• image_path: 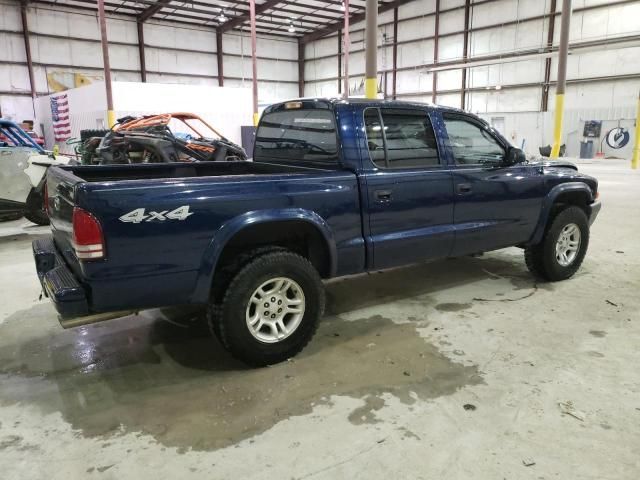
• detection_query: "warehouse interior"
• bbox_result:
[1,0,639,478]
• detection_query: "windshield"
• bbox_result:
[254,108,339,165]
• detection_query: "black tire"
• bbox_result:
[206,246,287,340]
[525,206,589,281]
[209,250,325,367]
[24,189,49,226]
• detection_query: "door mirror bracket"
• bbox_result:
[505,147,526,166]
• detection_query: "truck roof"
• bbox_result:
[264,97,465,114]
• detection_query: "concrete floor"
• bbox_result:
[0,158,638,479]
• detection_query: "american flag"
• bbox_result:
[50,94,71,142]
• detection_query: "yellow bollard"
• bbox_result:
[632,92,640,170]
[365,77,377,99]
[550,94,565,159]
[107,110,116,129]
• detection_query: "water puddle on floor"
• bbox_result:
[0,257,538,451]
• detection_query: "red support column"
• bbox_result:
[541,0,557,112]
[97,0,115,127]
[432,0,440,103]
[216,30,224,87]
[137,21,146,82]
[298,39,305,97]
[338,28,342,95]
[249,0,259,125]
[460,0,471,110]
[343,0,350,98]
[392,7,398,100]
[20,3,37,110]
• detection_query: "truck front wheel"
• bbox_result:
[525,206,590,281]
[210,250,325,366]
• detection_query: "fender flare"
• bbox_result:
[529,182,594,245]
[191,208,337,303]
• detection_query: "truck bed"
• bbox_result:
[44,160,365,316]
[64,160,335,183]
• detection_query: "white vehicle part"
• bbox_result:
[24,153,71,188]
[1,147,34,203]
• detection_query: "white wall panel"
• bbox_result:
[347,50,366,76]
[305,36,338,59]
[305,80,340,99]
[468,87,541,113]
[396,70,432,93]
[0,32,26,62]
[438,10,463,35]
[568,2,640,43]
[470,20,547,56]
[398,0,438,20]
[144,22,216,52]
[28,6,100,39]
[397,39,434,68]
[438,33,464,61]
[305,56,337,80]
[397,16,436,42]
[472,0,519,29]
[436,93,461,108]
[437,69,462,90]
[259,59,298,81]
[104,44,139,71]
[257,37,298,61]
[148,48,214,77]
[554,78,640,109]
[0,2,21,29]
[0,96,34,122]
[0,64,31,92]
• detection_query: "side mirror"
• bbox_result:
[505,147,526,166]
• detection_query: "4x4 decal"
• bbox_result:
[119,206,193,223]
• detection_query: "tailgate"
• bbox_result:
[46,166,83,269]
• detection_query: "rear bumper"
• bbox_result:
[589,200,601,226]
[33,236,89,319]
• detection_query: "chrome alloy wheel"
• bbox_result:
[555,223,581,267]
[245,277,305,343]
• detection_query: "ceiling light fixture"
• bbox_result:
[288,19,296,33]
[341,1,346,11]
[218,9,227,22]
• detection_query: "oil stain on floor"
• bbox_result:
[0,256,536,452]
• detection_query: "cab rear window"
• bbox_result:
[254,109,339,165]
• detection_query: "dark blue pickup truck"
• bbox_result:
[34,98,601,366]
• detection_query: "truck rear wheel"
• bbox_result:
[209,250,325,367]
[525,206,589,281]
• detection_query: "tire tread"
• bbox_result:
[210,250,324,366]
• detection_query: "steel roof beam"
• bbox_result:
[138,0,172,22]
[302,0,413,44]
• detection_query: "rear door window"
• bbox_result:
[364,108,440,169]
[254,109,339,165]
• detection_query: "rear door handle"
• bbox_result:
[456,183,472,194]
[374,189,393,202]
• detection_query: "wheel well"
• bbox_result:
[209,220,331,302]
[551,191,590,219]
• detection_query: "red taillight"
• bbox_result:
[72,207,105,260]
